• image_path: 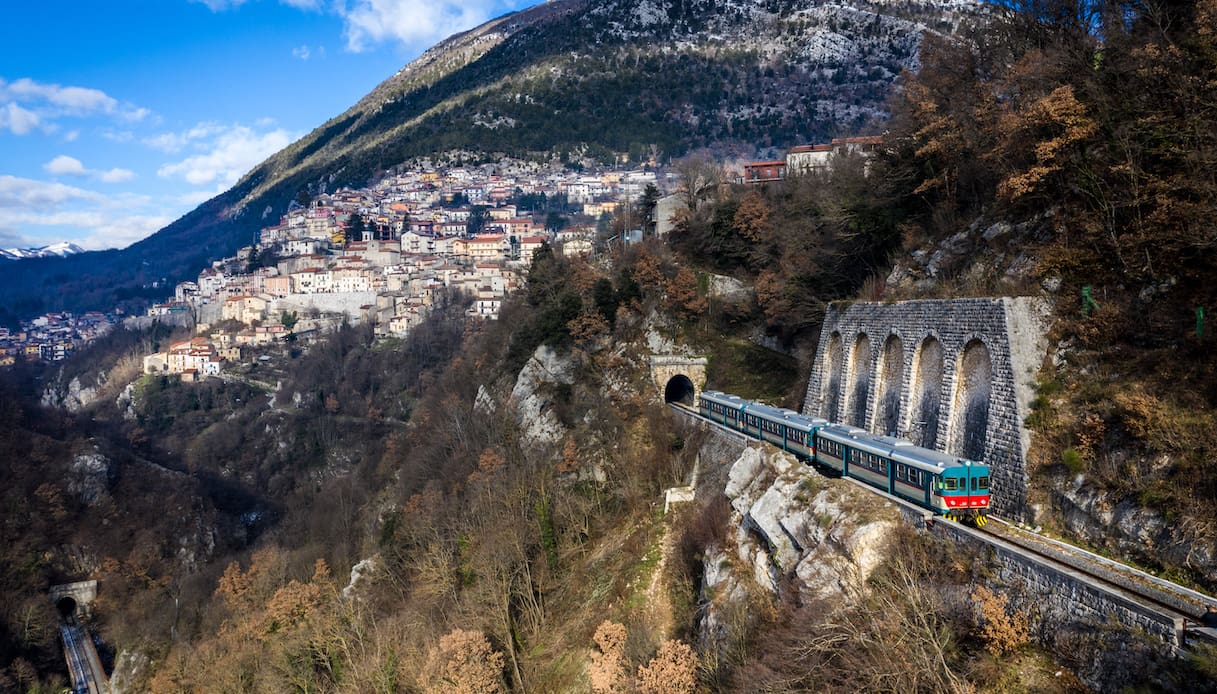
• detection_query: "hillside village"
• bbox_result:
[140,159,676,379]
[1,137,877,378]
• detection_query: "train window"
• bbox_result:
[978,476,989,489]
[943,477,959,491]
[879,460,887,474]
[973,476,990,491]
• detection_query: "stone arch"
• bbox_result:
[948,338,992,460]
[664,374,696,405]
[873,333,904,435]
[907,335,944,448]
[821,332,844,421]
[844,332,872,427]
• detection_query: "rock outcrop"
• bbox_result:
[707,445,900,617]
[510,345,577,452]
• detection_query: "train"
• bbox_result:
[697,390,991,523]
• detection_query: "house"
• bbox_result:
[742,160,786,184]
[515,236,548,264]
[221,295,270,325]
[265,275,292,298]
[467,234,507,262]
[785,144,833,175]
[198,268,227,296]
[161,337,220,377]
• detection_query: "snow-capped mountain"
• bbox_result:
[0,242,86,261]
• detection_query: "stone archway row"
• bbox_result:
[818,329,993,462]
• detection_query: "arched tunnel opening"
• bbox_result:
[56,596,77,620]
[664,375,696,405]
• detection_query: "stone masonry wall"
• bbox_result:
[804,298,1050,519]
[926,518,1183,693]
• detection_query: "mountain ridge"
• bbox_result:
[0,242,85,262]
[0,0,976,326]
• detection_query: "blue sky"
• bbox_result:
[0,0,533,251]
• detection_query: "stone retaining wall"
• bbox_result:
[804,298,1050,518]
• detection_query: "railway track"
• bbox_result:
[60,620,108,694]
[669,401,1217,648]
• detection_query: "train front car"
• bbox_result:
[936,459,991,524]
[895,448,992,523]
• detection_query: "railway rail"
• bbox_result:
[669,400,1217,649]
[60,619,108,694]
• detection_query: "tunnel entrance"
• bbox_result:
[664,375,696,405]
[56,596,77,620]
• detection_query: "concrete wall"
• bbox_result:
[804,298,1050,519]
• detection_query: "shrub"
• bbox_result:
[637,640,698,694]
[974,585,1031,657]
[419,629,506,694]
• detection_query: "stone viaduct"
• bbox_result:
[803,297,1049,518]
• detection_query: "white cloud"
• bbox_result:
[0,175,168,250]
[102,130,135,144]
[157,122,295,187]
[63,130,79,142]
[78,214,174,250]
[175,189,223,207]
[292,45,312,60]
[0,77,150,134]
[280,0,323,9]
[99,168,136,183]
[0,102,41,135]
[0,225,27,248]
[338,0,506,52]
[44,155,88,176]
[0,175,104,208]
[4,78,117,114]
[43,155,137,184]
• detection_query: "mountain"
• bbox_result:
[0,242,85,262]
[0,0,977,326]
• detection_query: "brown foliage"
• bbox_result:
[589,620,630,694]
[996,85,1098,202]
[637,640,699,694]
[733,189,772,243]
[568,309,611,347]
[419,628,507,694]
[974,585,1031,657]
[632,251,667,293]
[665,267,706,318]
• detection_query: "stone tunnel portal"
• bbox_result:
[664,375,696,405]
[56,596,77,620]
